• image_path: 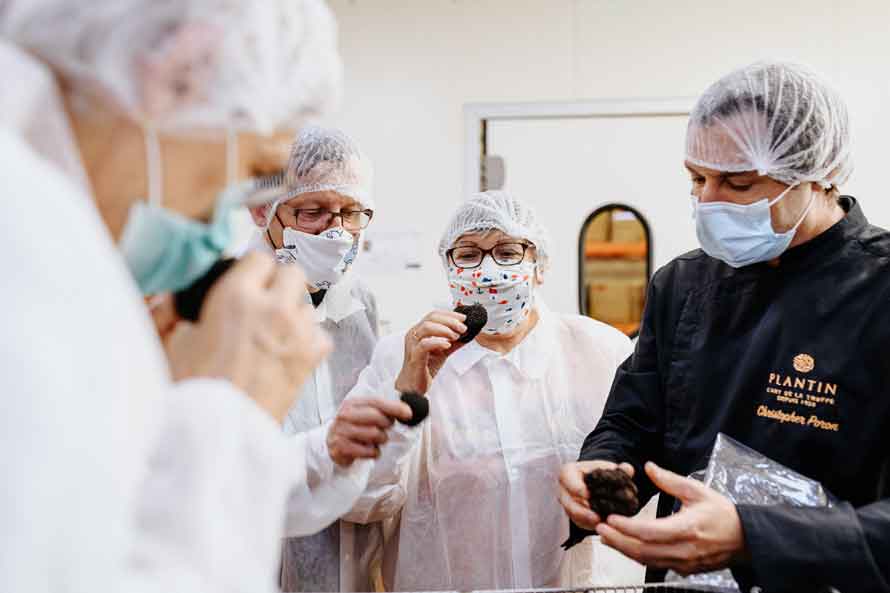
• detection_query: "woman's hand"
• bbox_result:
[394,310,468,396]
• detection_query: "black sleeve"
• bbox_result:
[563,269,671,549]
[731,500,890,593]
[579,267,669,505]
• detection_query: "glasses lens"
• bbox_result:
[492,243,526,265]
[296,209,330,229]
[451,247,483,268]
[343,210,372,230]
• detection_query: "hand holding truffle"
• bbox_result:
[595,462,747,575]
[558,460,638,530]
[394,305,486,397]
[326,397,413,467]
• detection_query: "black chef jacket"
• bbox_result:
[574,197,890,592]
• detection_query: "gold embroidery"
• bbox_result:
[793,353,815,373]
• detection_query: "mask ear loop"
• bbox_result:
[767,183,797,207]
[225,127,239,187]
[267,205,288,250]
[767,183,817,233]
[789,190,819,233]
[144,124,162,207]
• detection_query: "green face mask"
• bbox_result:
[119,181,247,294]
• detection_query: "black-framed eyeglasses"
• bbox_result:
[446,242,533,269]
[288,208,374,231]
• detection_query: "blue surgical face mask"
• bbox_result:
[119,127,250,294]
[691,184,815,268]
[119,181,249,294]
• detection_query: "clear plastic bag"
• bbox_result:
[666,433,835,591]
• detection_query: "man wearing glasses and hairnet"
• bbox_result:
[246,126,383,592]
[0,2,412,593]
[560,61,890,593]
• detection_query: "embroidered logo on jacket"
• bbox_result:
[793,353,815,374]
[759,353,840,432]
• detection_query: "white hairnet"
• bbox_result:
[285,125,373,208]
[438,190,551,271]
[686,61,852,189]
[0,41,91,195]
[1,0,341,135]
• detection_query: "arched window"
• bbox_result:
[578,204,652,338]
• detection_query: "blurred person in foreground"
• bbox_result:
[0,2,409,593]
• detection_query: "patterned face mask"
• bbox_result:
[275,226,357,290]
[447,257,535,335]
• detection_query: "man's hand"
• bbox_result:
[326,397,413,467]
[596,461,747,575]
[558,460,636,530]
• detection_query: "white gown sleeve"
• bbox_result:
[280,422,374,538]
[338,334,424,525]
[126,378,301,593]
[0,124,320,593]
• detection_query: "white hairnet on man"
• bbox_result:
[0,2,413,593]
[686,61,852,189]
[331,191,638,590]
[559,61,890,593]
[243,124,382,592]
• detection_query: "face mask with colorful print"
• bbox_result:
[447,257,535,335]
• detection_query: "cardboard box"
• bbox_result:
[587,280,647,326]
[584,212,612,243]
[585,259,647,283]
[611,218,646,243]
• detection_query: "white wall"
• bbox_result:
[325,0,890,332]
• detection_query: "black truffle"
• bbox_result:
[454,304,487,343]
[584,468,639,519]
[398,392,429,426]
[174,258,236,322]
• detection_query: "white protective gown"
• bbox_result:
[339,302,643,591]
[0,42,367,593]
[246,233,382,592]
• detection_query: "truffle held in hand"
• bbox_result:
[454,304,487,343]
[174,258,237,322]
[398,392,429,426]
[584,468,639,519]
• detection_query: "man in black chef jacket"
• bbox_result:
[559,60,890,593]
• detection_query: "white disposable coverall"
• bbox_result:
[0,42,369,593]
[247,233,382,592]
[339,303,644,591]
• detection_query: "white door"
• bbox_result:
[486,114,695,315]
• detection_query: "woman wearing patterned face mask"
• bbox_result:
[322,191,636,591]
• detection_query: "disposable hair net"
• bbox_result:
[0,41,91,196]
[285,125,374,208]
[1,0,341,135]
[686,61,852,189]
[438,190,551,271]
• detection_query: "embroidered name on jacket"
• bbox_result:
[759,353,840,432]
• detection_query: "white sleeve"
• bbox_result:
[280,423,373,538]
[338,335,423,525]
[126,379,296,593]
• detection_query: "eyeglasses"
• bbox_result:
[287,208,374,232]
[446,242,532,269]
